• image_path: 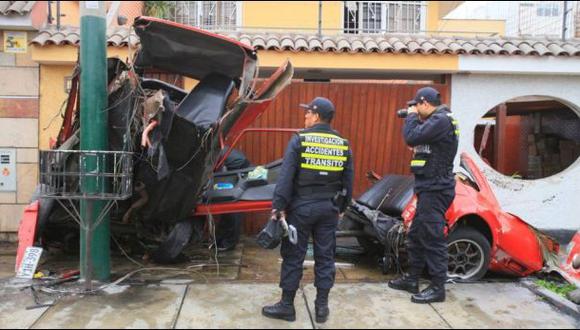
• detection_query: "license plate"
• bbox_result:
[16,247,43,279]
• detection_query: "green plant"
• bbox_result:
[144,1,175,19]
[535,279,577,297]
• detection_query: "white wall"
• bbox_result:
[451,73,580,231]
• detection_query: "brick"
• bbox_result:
[0,119,38,148]
[17,164,38,204]
[16,148,38,163]
[0,98,39,118]
[0,204,26,232]
[0,192,16,204]
[0,67,38,96]
[0,52,16,66]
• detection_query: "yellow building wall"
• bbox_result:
[242,1,342,34]
[257,51,458,72]
[39,65,74,150]
[32,45,135,65]
[49,1,81,26]
[426,1,442,32]
[35,46,136,149]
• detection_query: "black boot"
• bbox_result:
[262,290,296,322]
[411,284,445,304]
[314,288,330,323]
[388,274,419,294]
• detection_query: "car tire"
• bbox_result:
[447,227,491,281]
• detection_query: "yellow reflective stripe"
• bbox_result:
[411,160,426,167]
[452,120,459,125]
[301,153,347,161]
[300,133,343,139]
[301,163,344,172]
[455,130,460,135]
[301,142,349,150]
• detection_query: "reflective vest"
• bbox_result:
[296,127,350,198]
[410,106,459,178]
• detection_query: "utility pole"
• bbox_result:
[80,1,110,284]
[562,0,569,40]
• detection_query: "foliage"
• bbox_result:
[144,1,175,19]
[535,279,577,297]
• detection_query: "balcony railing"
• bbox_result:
[162,1,427,35]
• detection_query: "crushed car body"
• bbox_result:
[17,17,293,265]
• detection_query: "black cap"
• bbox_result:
[299,97,335,120]
[407,87,441,106]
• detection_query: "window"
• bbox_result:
[536,2,560,17]
[344,1,424,34]
[173,1,239,31]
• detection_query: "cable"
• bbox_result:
[111,234,144,268]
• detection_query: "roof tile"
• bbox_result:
[31,26,580,58]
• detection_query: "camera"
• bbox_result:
[396,109,408,118]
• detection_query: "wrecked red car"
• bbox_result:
[341,152,560,281]
[19,17,293,264]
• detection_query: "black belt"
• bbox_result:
[295,184,341,198]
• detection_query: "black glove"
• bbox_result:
[256,215,285,249]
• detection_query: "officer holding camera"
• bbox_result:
[388,87,459,304]
[262,97,354,323]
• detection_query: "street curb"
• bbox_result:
[520,280,580,319]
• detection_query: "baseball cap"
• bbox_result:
[299,97,335,119]
[407,87,441,106]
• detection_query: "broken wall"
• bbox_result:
[451,73,580,230]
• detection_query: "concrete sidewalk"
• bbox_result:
[1,280,578,329]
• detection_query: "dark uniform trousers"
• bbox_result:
[280,200,339,291]
[406,189,455,286]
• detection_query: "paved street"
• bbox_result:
[0,239,578,329]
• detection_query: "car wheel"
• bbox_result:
[447,227,491,281]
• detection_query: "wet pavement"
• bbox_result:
[1,237,578,329]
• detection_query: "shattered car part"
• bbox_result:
[17,17,293,265]
[561,232,580,286]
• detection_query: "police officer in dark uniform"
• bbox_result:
[388,87,459,304]
[262,97,354,323]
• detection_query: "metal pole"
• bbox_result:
[56,1,61,30]
[318,1,322,36]
[47,1,52,25]
[80,1,110,284]
[562,0,569,40]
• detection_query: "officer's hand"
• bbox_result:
[271,209,279,220]
[271,209,285,221]
[407,106,418,114]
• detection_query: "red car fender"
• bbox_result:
[15,201,39,272]
[401,178,502,246]
[489,212,545,276]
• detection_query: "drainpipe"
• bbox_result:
[56,1,61,30]
[318,1,322,36]
[562,0,569,41]
[47,1,52,24]
[80,1,110,286]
